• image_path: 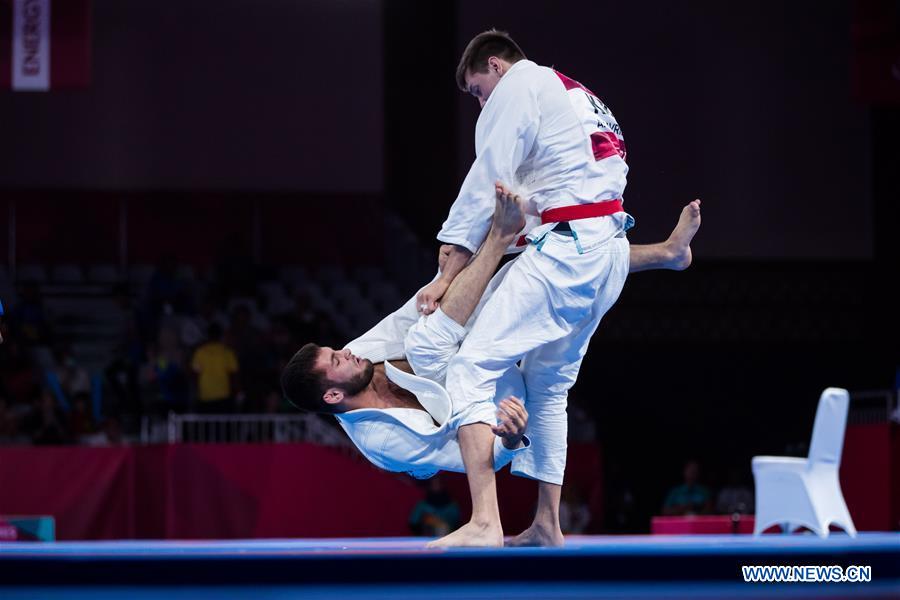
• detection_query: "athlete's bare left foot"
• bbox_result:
[663,199,701,270]
[425,519,504,549]
[506,523,565,548]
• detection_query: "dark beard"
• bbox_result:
[330,359,375,397]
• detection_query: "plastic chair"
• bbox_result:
[752,387,857,538]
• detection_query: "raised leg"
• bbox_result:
[629,200,701,272]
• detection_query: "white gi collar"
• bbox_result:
[334,360,452,436]
[483,59,536,111]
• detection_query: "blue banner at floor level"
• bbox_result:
[0,516,55,542]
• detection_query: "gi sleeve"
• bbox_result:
[364,422,532,479]
[437,72,541,253]
[345,271,441,363]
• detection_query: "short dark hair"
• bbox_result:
[281,343,335,414]
[456,29,526,91]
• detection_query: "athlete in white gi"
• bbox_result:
[281,191,534,480]
[281,186,702,536]
[417,30,658,548]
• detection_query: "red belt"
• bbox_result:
[516,199,624,246]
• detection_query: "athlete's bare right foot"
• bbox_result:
[663,199,701,271]
[425,519,504,548]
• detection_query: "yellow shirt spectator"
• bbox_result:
[191,341,239,402]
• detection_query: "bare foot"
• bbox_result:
[507,523,565,548]
[489,181,526,242]
[663,199,701,270]
[425,520,504,548]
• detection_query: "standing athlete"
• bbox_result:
[420,30,642,548]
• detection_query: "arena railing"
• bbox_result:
[848,389,898,425]
[139,413,353,447]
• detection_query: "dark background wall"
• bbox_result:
[454,0,873,260]
[0,0,384,192]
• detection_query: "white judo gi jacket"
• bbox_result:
[438,59,631,254]
[334,295,530,480]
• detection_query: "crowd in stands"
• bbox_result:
[0,255,360,446]
[661,459,754,517]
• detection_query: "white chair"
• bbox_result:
[752,387,857,538]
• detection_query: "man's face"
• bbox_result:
[465,67,503,108]
[315,346,374,398]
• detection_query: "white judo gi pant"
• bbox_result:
[440,216,630,486]
[402,259,524,407]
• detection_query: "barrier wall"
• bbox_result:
[1,427,895,540]
[0,442,604,540]
[841,423,900,532]
[0,444,422,539]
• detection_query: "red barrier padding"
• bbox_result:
[0,444,424,539]
[651,515,755,535]
[0,443,603,539]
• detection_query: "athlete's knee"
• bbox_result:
[403,311,466,382]
[403,326,441,378]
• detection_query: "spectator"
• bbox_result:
[262,388,285,414]
[716,467,755,515]
[146,255,193,316]
[179,295,229,349]
[268,317,296,364]
[83,416,125,447]
[104,284,144,418]
[191,323,240,413]
[0,396,17,442]
[408,476,460,537]
[285,292,318,341]
[604,460,639,533]
[151,326,190,413]
[663,459,712,516]
[67,392,94,439]
[0,340,40,405]
[10,282,51,345]
[102,416,125,445]
[286,292,341,350]
[23,389,68,445]
[49,344,91,400]
[567,393,596,442]
[226,304,270,411]
[140,255,194,343]
[559,484,591,534]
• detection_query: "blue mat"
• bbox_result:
[1,534,898,598]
